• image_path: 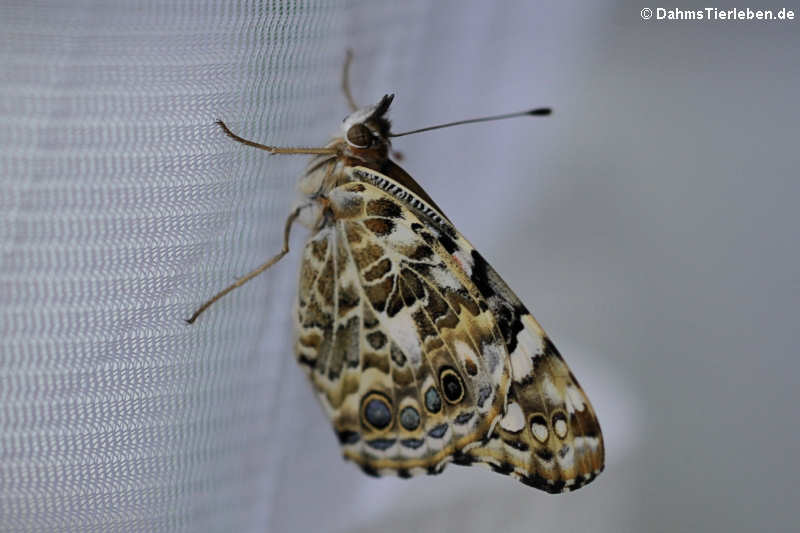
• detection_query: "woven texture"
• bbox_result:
[0,2,429,531]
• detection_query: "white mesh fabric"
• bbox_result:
[0,2,428,531]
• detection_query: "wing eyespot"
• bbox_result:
[423,386,442,413]
[399,405,421,431]
[551,410,569,440]
[361,392,394,432]
[529,413,550,443]
[439,367,465,404]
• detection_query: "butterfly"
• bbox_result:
[188,51,604,493]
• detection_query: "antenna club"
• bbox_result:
[388,106,553,138]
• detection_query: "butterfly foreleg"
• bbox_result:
[186,204,306,324]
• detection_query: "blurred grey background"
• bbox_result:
[1,1,797,532]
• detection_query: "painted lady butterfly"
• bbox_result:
[189,52,604,493]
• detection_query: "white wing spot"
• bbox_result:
[430,267,462,291]
[451,250,473,276]
[499,402,525,433]
[574,436,601,452]
[516,326,543,359]
[541,375,562,404]
[565,385,586,413]
[386,311,422,364]
[481,341,505,377]
[509,346,533,381]
[454,340,476,366]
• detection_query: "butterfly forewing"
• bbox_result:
[454,253,605,492]
[308,166,606,491]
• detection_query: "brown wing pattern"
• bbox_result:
[295,180,511,476]
[461,260,605,492]
[350,167,604,493]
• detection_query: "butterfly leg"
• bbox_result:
[186,205,305,324]
[216,120,337,155]
[342,48,358,112]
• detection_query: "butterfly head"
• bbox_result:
[340,94,394,163]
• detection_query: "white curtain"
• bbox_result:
[0,2,632,532]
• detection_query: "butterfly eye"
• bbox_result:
[346,123,373,148]
[439,367,465,404]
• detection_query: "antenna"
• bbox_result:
[388,107,551,138]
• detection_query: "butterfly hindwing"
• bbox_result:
[295,179,511,476]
